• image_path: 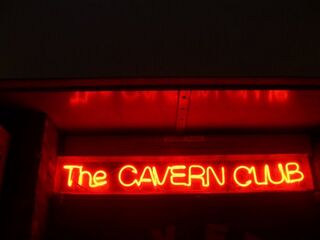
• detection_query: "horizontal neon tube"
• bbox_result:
[55,155,314,194]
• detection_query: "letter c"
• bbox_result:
[233,166,252,187]
[118,165,138,187]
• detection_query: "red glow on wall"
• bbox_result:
[69,91,176,106]
[69,90,289,106]
[55,154,313,195]
[193,90,289,103]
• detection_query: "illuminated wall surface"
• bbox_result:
[56,154,314,194]
[3,90,320,131]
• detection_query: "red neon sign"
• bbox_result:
[55,155,314,194]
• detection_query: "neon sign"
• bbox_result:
[55,155,314,194]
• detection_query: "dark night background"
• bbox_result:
[0,0,320,79]
[1,1,320,239]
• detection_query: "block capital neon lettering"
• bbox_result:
[56,155,314,194]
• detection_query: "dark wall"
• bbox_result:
[0,110,46,239]
[0,110,57,240]
[0,0,320,79]
[47,193,320,240]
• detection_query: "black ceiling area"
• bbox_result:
[0,0,320,79]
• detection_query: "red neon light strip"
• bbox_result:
[55,154,314,194]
